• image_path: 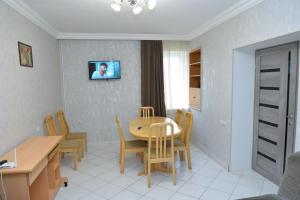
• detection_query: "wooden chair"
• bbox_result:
[175,109,184,127]
[174,112,193,169]
[44,115,82,170]
[140,106,155,118]
[56,111,87,152]
[115,116,146,174]
[144,122,176,188]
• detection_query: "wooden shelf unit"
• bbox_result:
[189,48,201,110]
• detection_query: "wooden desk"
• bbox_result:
[0,136,67,200]
[129,117,181,140]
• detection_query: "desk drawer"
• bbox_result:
[28,158,48,185]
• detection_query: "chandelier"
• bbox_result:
[111,0,156,15]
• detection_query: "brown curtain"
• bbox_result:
[141,40,166,117]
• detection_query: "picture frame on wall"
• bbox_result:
[18,42,33,67]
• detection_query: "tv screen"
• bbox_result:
[88,61,121,80]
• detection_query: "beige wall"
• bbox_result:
[190,0,300,168]
[0,2,62,155]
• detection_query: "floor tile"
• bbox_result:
[215,171,241,184]
[229,194,243,200]
[58,184,91,200]
[233,184,261,198]
[158,179,185,191]
[169,192,198,200]
[68,172,93,185]
[144,186,175,200]
[93,183,124,199]
[188,174,214,187]
[209,179,237,194]
[260,179,278,195]
[178,182,206,198]
[196,167,221,179]
[111,175,139,188]
[80,193,106,200]
[127,179,155,195]
[200,188,231,200]
[79,177,107,192]
[97,170,121,182]
[110,189,142,200]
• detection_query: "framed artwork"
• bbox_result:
[18,42,33,67]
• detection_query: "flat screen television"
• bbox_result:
[88,60,121,80]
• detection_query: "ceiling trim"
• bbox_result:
[56,33,189,41]
[187,0,265,40]
[3,0,58,37]
[4,0,264,41]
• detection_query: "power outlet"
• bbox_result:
[36,126,41,134]
[219,120,227,126]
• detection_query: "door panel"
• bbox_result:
[253,42,298,184]
[259,106,280,125]
[257,155,277,175]
[259,90,280,106]
[258,123,279,142]
[260,71,281,88]
[258,139,277,159]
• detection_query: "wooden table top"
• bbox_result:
[129,117,181,140]
[0,136,62,174]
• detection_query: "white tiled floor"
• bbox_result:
[56,143,278,200]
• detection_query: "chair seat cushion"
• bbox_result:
[237,194,281,200]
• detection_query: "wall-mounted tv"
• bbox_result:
[88,60,121,80]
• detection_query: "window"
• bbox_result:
[163,41,189,110]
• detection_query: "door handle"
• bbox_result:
[287,114,294,125]
[287,114,294,119]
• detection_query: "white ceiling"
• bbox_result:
[5,0,264,40]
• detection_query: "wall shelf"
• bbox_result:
[189,48,201,110]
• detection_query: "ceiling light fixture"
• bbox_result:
[111,0,156,14]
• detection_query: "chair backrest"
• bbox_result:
[181,112,193,145]
[44,115,59,137]
[57,111,69,136]
[175,109,184,127]
[148,122,174,161]
[278,151,300,200]
[175,109,185,141]
[140,106,155,118]
[115,116,126,146]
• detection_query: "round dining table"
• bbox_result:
[129,117,182,140]
[129,116,182,175]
